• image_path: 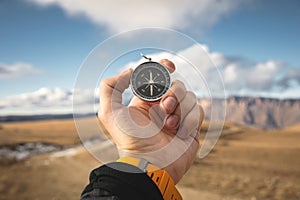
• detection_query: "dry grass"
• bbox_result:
[0,119,79,145]
[0,118,299,199]
[0,117,102,146]
[179,124,300,200]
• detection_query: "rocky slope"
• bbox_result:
[199,97,300,129]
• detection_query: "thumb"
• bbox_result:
[99,68,133,114]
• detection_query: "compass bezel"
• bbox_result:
[130,61,171,102]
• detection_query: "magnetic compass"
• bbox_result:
[130,54,171,102]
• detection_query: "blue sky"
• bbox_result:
[0,0,300,115]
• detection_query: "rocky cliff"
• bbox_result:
[199,97,300,129]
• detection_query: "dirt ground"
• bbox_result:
[0,119,299,200]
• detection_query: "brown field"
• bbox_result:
[0,119,299,200]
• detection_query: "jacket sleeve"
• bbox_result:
[81,162,164,200]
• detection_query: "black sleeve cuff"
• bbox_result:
[81,162,164,200]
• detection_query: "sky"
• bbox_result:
[0,0,300,115]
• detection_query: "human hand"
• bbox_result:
[98,59,204,184]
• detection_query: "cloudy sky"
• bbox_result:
[0,0,300,115]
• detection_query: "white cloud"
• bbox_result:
[0,62,41,79]
[0,88,72,115]
[0,87,99,115]
[121,44,222,97]
[1,44,299,115]
[0,88,70,107]
[223,64,237,84]
[246,61,282,89]
[121,44,300,99]
[27,0,241,32]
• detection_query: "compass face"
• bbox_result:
[130,61,171,102]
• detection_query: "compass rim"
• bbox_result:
[130,61,171,102]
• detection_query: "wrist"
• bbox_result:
[118,149,180,182]
[117,156,182,200]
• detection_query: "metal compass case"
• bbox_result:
[130,54,171,102]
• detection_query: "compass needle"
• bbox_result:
[150,84,153,96]
[130,54,170,101]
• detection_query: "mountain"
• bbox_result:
[199,97,300,129]
[1,97,299,130]
[0,113,95,123]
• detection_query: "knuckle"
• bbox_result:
[179,100,190,114]
[179,92,196,115]
[99,78,109,90]
[173,80,185,90]
[189,112,199,125]
[173,79,184,85]
[186,91,197,102]
[101,77,115,88]
[189,108,201,124]
[101,77,110,85]
[169,80,186,100]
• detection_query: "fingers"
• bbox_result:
[99,68,133,116]
[164,91,195,130]
[128,59,185,124]
[164,114,180,130]
[164,90,198,130]
[161,80,186,115]
[159,59,176,73]
[177,104,204,139]
[174,91,197,122]
[155,80,186,130]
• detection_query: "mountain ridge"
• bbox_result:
[1,97,299,129]
[199,96,300,129]
[0,113,94,123]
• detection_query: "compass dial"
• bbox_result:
[130,61,171,102]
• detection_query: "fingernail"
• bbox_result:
[163,96,177,112]
[166,115,179,128]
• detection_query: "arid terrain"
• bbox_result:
[0,118,299,200]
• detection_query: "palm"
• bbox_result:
[103,97,199,184]
[98,60,203,184]
[108,98,174,153]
